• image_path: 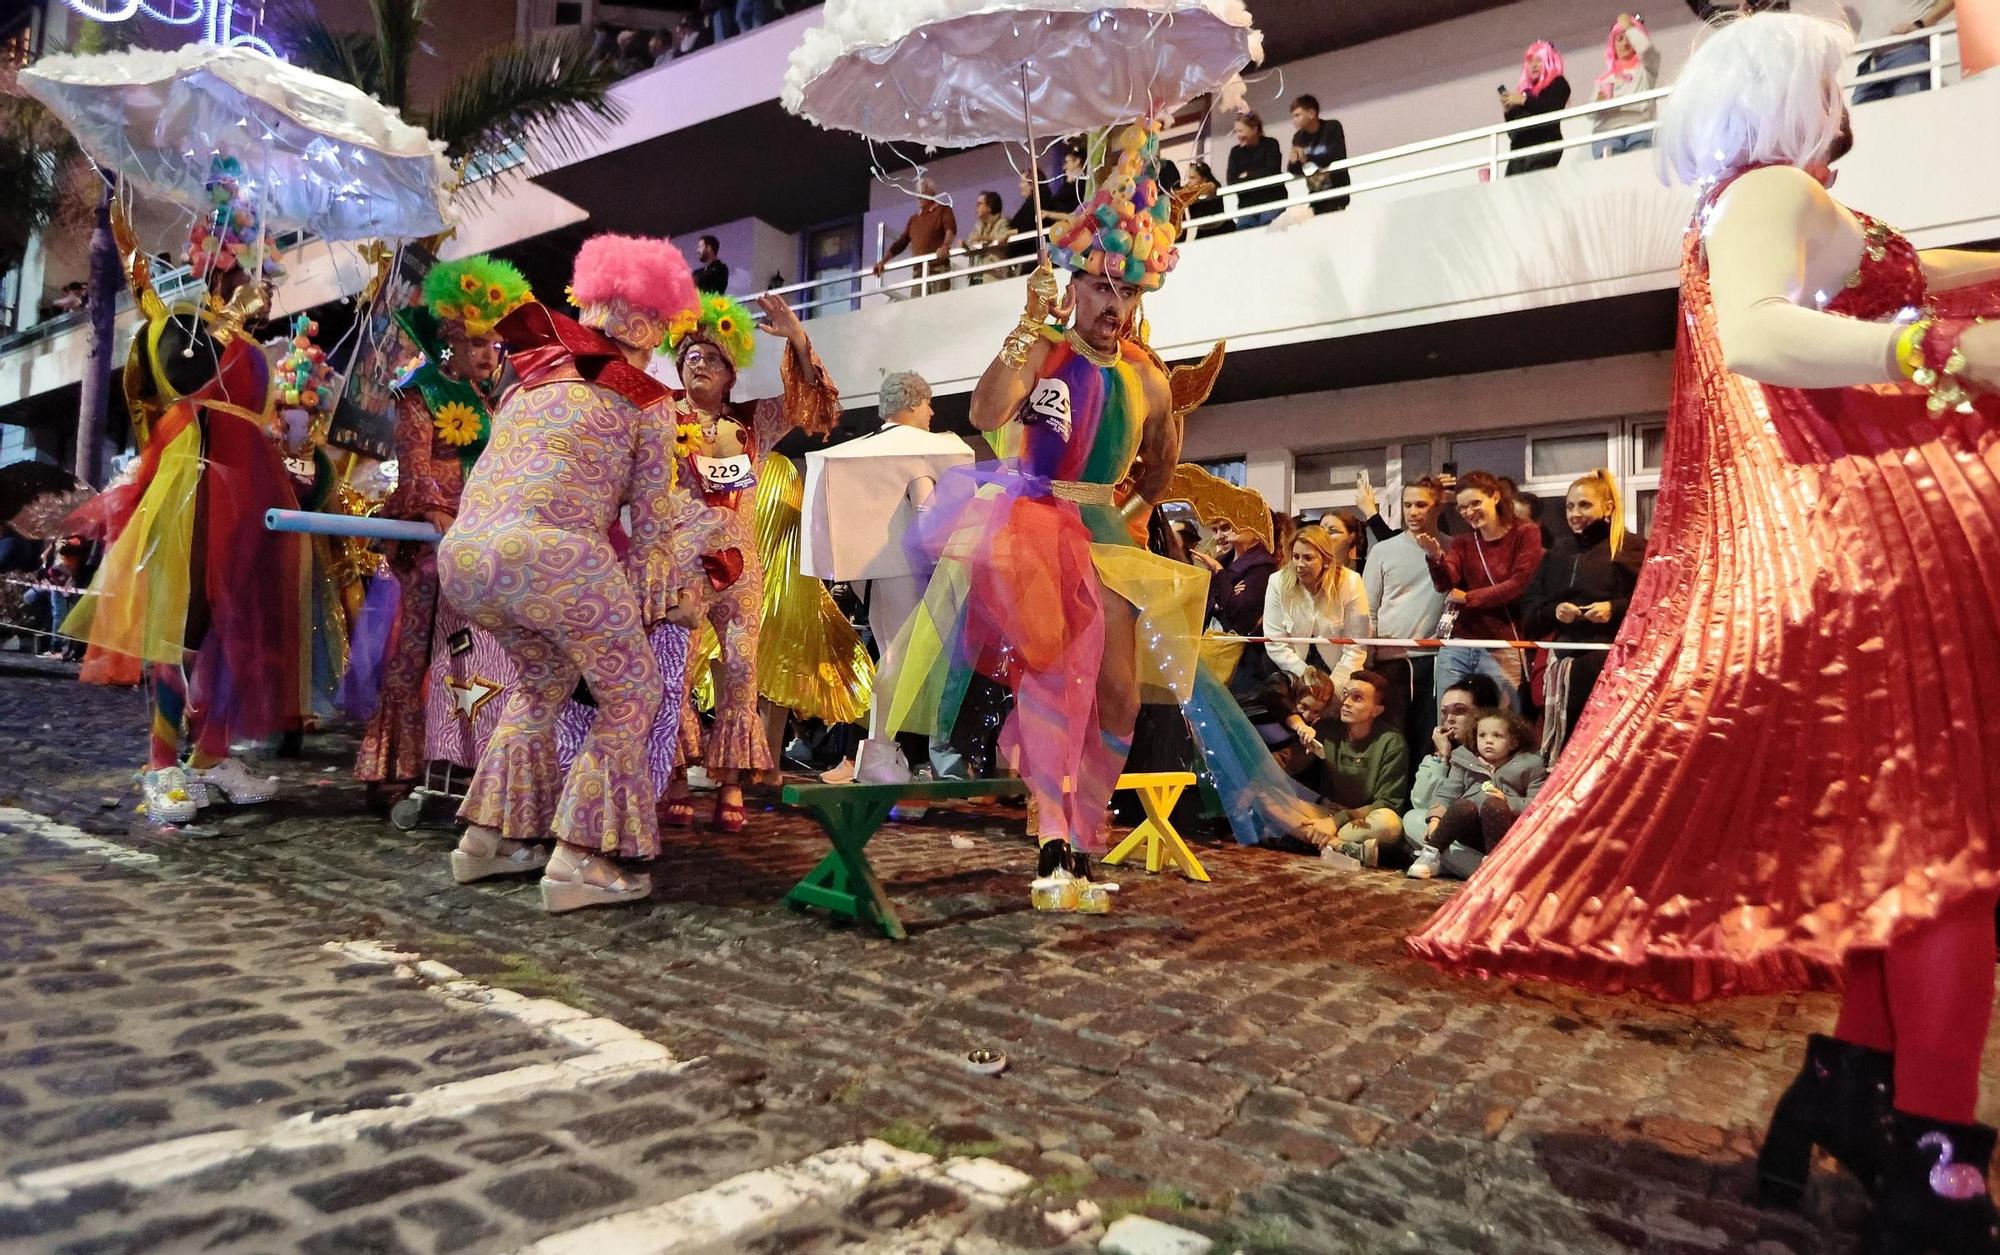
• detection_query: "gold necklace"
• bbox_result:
[1065,328,1120,367]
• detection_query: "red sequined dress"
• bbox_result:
[1409,183,2000,1003]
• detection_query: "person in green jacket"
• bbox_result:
[1302,670,1410,866]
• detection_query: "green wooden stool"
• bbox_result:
[781,778,1030,939]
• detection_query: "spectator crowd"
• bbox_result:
[1152,466,1645,882]
[589,0,822,77]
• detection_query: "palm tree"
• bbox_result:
[2,54,102,483]
[0,96,77,285]
[279,1,624,189]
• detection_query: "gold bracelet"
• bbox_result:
[998,317,1043,368]
[1894,316,1932,381]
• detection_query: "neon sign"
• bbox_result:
[61,0,278,57]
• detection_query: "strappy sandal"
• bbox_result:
[450,828,552,884]
[711,793,747,834]
[661,790,696,828]
[539,850,653,914]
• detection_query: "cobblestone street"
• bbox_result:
[0,658,1987,1254]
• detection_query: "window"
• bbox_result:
[1401,443,1432,481]
[1633,420,1668,472]
[1450,435,1526,480]
[1634,489,1658,538]
[1294,446,1387,494]
[1530,431,1611,481]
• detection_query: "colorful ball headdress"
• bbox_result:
[422,255,532,337]
[570,233,700,352]
[186,153,285,288]
[276,314,336,418]
[1046,117,1183,293]
[665,292,758,373]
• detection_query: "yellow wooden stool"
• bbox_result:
[1102,771,1208,881]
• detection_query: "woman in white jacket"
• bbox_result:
[1264,520,1372,689]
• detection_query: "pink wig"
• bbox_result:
[571,233,698,322]
[1596,17,1648,94]
[1518,40,1565,95]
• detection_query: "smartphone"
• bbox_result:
[1442,460,1458,477]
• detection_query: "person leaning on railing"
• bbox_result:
[873,176,957,297]
[1226,112,1286,227]
[1592,13,1661,158]
[962,191,1013,284]
[1287,94,1350,213]
[1499,40,1572,176]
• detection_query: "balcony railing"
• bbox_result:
[769,23,1961,319]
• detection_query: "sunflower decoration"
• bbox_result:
[673,420,705,460]
[422,256,533,337]
[663,292,758,373]
[434,400,485,447]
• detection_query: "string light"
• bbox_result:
[62,0,278,56]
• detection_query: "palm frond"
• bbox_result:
[0,96,80,270]
[424,30,623,181]
[271,1,384,98]
[370,0,426,113]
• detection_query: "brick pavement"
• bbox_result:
[0,657,1991,1252]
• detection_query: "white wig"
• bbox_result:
[1655,11,1854,187]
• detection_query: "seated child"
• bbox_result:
[1406,706,1546,880]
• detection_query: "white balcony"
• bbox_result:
[727,63,2000,422]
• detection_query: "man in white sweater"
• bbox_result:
[1362,478,1451,783]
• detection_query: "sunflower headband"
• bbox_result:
[422,255,533,337]
[664,292,757,372]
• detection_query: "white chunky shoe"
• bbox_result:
[854,738,914,786]
[1405,848,1442,880]
[189,757,281,805]
[142,766,201,824]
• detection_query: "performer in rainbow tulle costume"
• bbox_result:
[354,255,532,805]
[440,235,722,913]
[65,229,303,827]
[881,118,1311,885]
[659,291,849,832]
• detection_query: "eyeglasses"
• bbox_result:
[681,346,728,368]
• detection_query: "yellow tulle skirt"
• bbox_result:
[690,453,875,724]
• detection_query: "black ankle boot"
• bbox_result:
[1756,1033,1895,1205]
[1867,1111,2000,1255]
[1036,840,1073,879]
[1034,840,1092,881]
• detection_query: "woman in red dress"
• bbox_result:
[1408,14,2000,1253]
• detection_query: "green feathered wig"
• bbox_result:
[421,255,533,337]
[665,291,757,372]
